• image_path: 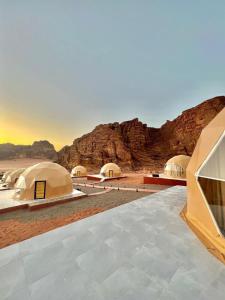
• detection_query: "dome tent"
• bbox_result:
[13,162,73,200]
[185,108,225,260]
[100,163,121,178]
[1,170,12,183]
[5,168,25,188]
[164,155,191,178]
[71,165,87,177]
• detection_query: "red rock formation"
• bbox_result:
[58,96,225,171]
[157,97,225,156]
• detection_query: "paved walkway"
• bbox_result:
[0,189,85,212]
[1,186,225,300]
[0,190,31,211]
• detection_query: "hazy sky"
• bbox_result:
[1,1,225,150]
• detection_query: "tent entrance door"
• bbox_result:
[76,171,81,177]
[34,181,46,199]
[109,170,114,177]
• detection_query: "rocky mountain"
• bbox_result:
[58,96,225,172]
[0,140,57,161]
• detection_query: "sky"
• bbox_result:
[1,0,225,150]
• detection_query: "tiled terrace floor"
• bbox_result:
[0,190,31,210]
[1,186,225,300]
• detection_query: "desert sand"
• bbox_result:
[0,158,51,172]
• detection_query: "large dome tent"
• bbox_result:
[14,162,73,200]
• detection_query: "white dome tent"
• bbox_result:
[5,168,25,188]
[71,166,87,177]
[1,170,12,183]
[100,163,121,178]
[13,162,73,200]
[164,155,191,179]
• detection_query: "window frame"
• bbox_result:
[34,180,46,200]
[195,130,225,237]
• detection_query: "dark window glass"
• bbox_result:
[198,177,225,235]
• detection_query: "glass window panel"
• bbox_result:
[165,164,184,177]
[199,135,225,181]
[198,177,225,235]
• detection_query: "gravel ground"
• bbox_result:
[0,189,152,222]
[98,182,169,190]
[73,178,170,191]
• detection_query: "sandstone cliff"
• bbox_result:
[58,96,225,171]
[0,140,57,161]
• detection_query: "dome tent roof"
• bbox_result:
[100,163,121,177]
[14,162,73,200]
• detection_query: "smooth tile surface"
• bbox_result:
[1,186,225,300]
[0,190,31,210]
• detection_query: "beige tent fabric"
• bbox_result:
[186,108,225,255]
[5,168,25,188]
[164,155,191,178]
[100,163,121,177]
[13,162,73,200]
[71,165,87,177]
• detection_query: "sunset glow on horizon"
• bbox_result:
[0,111,72,150]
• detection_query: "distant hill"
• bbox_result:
[0,140,57,161]
[58,96,225,171]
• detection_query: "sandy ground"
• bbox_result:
[0,188,154,248]
[0,158,51,172]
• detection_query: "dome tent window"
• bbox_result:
[164,163,184,177]
[109,170,114,177]
[34,181,46,199]
[197,132,225,236]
